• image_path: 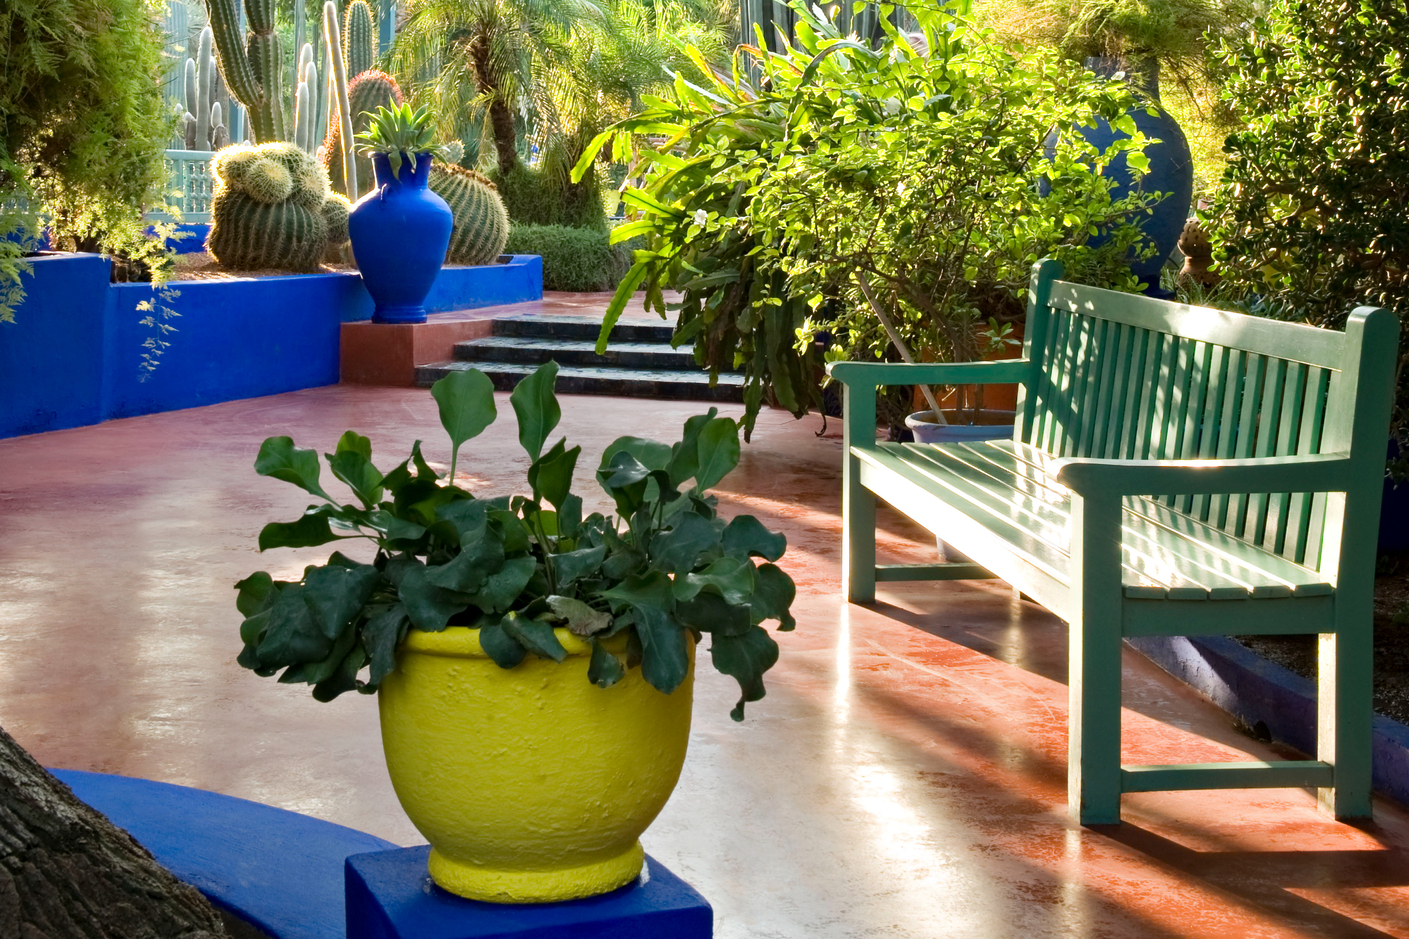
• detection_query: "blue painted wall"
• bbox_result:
[0,254,112,436]
[0,253,544,439]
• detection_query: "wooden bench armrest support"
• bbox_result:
[826,359,1032,387]
[1052,453,1354,496]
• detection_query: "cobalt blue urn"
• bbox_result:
[1057,58,1194,297]
[349,151,453,325]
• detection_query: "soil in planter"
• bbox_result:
[1235,563,1409,726]
[172,250,357,280]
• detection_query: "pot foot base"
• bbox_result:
[427,841,645,904]
[371,304,430,325]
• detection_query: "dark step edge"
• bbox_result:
[415,364,744,402]
[452,345,701,370]
[491,318,675,343]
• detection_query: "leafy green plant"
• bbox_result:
[355,102,456,179]
[235,361,796,720]
[1202,0,1409,474]
[504,223,634,290]
[575,0,1155,438]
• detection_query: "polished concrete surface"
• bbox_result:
[4,377,1409,937]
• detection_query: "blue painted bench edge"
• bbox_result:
[1126,635,1409,808]
[52,769,397,939]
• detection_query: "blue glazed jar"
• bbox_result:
[1049,58,1194,297]
[349,151,454,325]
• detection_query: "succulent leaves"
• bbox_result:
[237,362,796,719]
[354,102,453,180]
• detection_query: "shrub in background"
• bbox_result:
[493,163,608,232]
[1202,0,1409,469]
[506,223,637,291]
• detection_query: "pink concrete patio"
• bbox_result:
[3,348,1409,936]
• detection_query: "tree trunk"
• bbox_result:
[0,724,228,939]
[467,34,518,176]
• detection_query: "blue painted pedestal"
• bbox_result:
[345,846,712,939]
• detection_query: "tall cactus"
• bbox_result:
[183,26,228,151]
[208,142,352,271]
[322,69,402,196]
[429,165,511,265]
[324,0,357,198]
[344,0,375,79]
[293,44,319,152]
[205,0,287,143]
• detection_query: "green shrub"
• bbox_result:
[506,223,637,291]
[492,163,608,231]
[1203,0,1409,468]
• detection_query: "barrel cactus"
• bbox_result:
[208,142,350,272]
[429,164,510,265]
[323,69,403,197]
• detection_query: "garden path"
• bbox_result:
[2,310,1409,937]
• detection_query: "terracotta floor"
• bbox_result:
[3,367,1409,936]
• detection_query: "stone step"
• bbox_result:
[415,360,745,402]
[454,336,699,370]
[491,314,675,344]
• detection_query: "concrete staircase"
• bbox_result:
[415,314,745,402]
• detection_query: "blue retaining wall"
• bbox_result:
[1,253,543,438]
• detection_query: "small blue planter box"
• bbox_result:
[346,846,712,939]
[0,253,543,439]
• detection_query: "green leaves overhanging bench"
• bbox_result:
[828,259,1399,825]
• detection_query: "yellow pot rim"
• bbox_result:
[402,625,594,658]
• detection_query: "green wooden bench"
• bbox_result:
[827,259,1399,824]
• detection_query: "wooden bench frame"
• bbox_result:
[828,259,1399,824]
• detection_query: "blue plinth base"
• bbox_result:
[346,846,712,939]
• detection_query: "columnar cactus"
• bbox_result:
[293,44,319,152]
[208,142,351,271]
[205,0,287,143]
[344,0,375,79]
[322,69,402,196]
[429,165,511,265]
[183,26,228,150]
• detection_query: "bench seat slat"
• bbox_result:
[861,440,1334,602]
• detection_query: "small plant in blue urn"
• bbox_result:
[349,103,456,324]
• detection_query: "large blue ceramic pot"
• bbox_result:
[349,151,454,325]
[1054,58,1194,297]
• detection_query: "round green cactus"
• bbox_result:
[429,164,510,266]
[322,69,402,198]
[209,142,350,272]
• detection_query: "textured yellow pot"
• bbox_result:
[377,626,694,904]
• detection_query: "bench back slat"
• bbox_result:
[1016,263,1381,573]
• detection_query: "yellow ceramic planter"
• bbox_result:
[377,627,694,903]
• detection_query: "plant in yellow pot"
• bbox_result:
[233,361,796,903]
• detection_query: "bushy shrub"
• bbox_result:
[0,0,176,320]
[1203,0,1409,466]
[492,163,608,231]
[579,0,1154,438]
[505,223,636,291]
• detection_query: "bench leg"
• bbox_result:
[843,451,876,604]
[1068,492,1124,825]
[1317,614,1373,819]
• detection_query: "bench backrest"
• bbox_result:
[1014,259,1397,575]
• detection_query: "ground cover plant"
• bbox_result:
[235,362,796,720]
[579,0,1158,439]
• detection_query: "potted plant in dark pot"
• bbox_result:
[233,361,797,904]
[349,103,455,324]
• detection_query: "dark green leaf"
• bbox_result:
[302,623,359,685]
[677,556,756,605]
[588,638,626,687]
[751,562,797,630]
[599,571,675,612]
[509,361,561,459]
[479,620,527,668]
[470,556,537,613]
[426,530,505,593]
[398,564,468,632]
[234,571,276,617]
[312,646,367,701]
[666,409,717,486]
[634,604,692,694]
[600,436,672,474]
[239,608,272,646]
[650,512,720,574]
[677,591,751,636]
[410,440,439,482]
[710,625,779,721]
[721,515,787,561]
[362,603,409,685]
[694,417,741,490]
[528,440,581,511]
[254,436,330,499]
[431,370,497,474]
[549,545,607,588]
[303,563,380,639]
[436,499,490,544]
[597,450,651,515]
[258,508,341,551]
[335,430,373,461]
[502,616,568,662]
[328,449,383,508]
[557,494,584,538]
[256,586,332,667]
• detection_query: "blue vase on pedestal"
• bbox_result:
[1049,58,1194,297]
[349,151,454,325]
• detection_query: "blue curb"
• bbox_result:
[1127,635,1409,808]
[53,769,396,939]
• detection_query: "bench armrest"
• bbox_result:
[826,360,1031,386]
[1052,453,1354,496]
